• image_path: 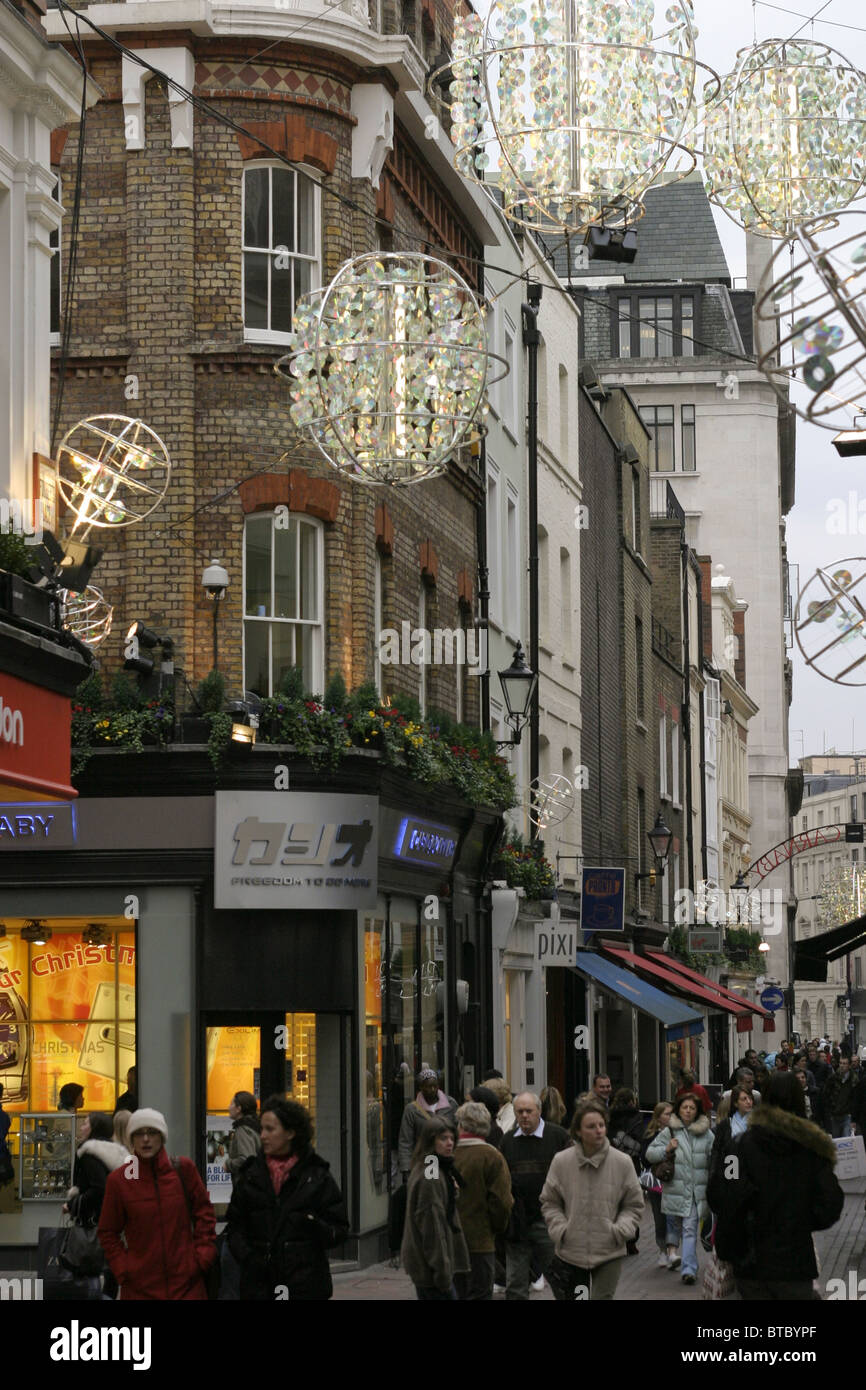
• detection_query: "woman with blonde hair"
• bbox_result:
[540,1086,567,1128]
[483,1076,515,1136]
[112,1111,132,1151]
[639,1101,674,1267]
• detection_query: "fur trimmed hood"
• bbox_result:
[747,1104,838,1162]
[76,1138,130,1171]
[669,1112,711,1138]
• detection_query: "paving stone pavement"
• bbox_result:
[331,1192,866,1301]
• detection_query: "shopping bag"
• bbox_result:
[60,1221,105,1276]
[39,1226,103,1301]
[701,1249,735,1301]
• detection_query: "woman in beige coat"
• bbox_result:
[540,1099,644,1301]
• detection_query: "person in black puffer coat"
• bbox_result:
[708,1071,843,1300]
[607,1088,646,1257]
[227,1096,348,1301]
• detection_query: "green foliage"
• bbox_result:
[71,667,517,809]
[277,666,306,702]
[0,525,32,580]
[495,833,556,899]
[323,670,348,714]
[196,669,226,714]
[110,671,143,711]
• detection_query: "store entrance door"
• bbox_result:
[203,1011,349,1192]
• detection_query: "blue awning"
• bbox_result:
[573,951,704,1041]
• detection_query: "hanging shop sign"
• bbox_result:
[0,671,76,798]
[536,922,578,965]
[385,810,460,871]
[580,867,625,934]
[0,801,76,849]
[214,791,379,910]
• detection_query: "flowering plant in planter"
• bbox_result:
[495,835,556,899]
[71,672,174,773]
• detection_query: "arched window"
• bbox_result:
[243,512,324,695]
[799,1001,810,1038]
[816,1000,826,1039]
[242,163,320,341]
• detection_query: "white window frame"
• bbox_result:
[49,177,62,346]
[671,722,681,808]
[374,551,385,699]
[487,460,501,626]
[242,512,324,696]
[659,713,669,799]
[503,315,517,439]
[242,161,321,345]
[505,484,520,638]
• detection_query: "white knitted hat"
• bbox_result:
[126,1107,168,1141]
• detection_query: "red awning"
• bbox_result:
[644,949,773,1020]
[602,945,752,1020]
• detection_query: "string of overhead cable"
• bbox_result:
[754,0,866,36]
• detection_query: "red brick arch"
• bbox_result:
[235,114,338,174]
[238,470,340,522]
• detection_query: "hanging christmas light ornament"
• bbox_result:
[755,210,866,430]
[56,416,171,536]
[60,585,114,650]
[276,253,503,486]
[435,0,706,236]
[525,774,575,831]
[703,40,866,238]
[794,558,866,686]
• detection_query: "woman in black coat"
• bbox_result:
[708,1072,843,1300]
[64,1112,130,1298]
[227,1095,348,1301]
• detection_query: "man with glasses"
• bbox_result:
[499,1092,570,1300]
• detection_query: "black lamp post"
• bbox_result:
[635,811,673,889]
[496,642,537,748]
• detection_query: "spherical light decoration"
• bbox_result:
[57,416,171,534]
[60,585,114,650]
[703,40,866,238]
[276,254,503,486]
[525,774,575,831]
[756,210,866,430]
[438,0,705,236]
[794,558,866,686]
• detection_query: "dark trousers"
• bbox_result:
[647,1189,667,1250]
[548,1254,625,1301]
[416,1284,459,1300]
[455,1252,495,1301]
[736,1278,817,1301]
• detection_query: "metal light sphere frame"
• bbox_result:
[56,415,171,537]
[276,253,505,487]
[60,585,114,650]
[435,0,710,237]
[703,39,866,238]
[756,210,866,431]
[525,773,575,831]
[794,557,866,686]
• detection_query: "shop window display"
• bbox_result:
[0,922,135,1116]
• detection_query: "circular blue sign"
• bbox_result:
[760,986,785,1011]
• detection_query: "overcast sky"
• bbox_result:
[475,0,866,759]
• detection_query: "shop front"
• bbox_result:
[0,750,499,1265]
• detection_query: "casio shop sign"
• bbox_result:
[215,791,378,910]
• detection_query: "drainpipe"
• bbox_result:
[522,284,542,839]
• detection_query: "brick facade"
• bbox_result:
[50,39,483,721]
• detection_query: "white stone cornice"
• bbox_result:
[1,11,99,122]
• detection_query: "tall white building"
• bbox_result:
[564,173,796,990]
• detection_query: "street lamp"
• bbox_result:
[635,812,673,888]
[495,642,537,747]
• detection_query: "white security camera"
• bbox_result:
[202,561,229,601]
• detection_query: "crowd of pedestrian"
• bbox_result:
[30,1037,859,1302]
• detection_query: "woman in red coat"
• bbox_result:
[98,1108,217,1300]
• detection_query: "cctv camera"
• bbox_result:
[202,561,229,600]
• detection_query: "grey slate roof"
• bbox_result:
[544,174,732,286]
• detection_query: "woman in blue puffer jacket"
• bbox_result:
[645,1092,714,1286]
